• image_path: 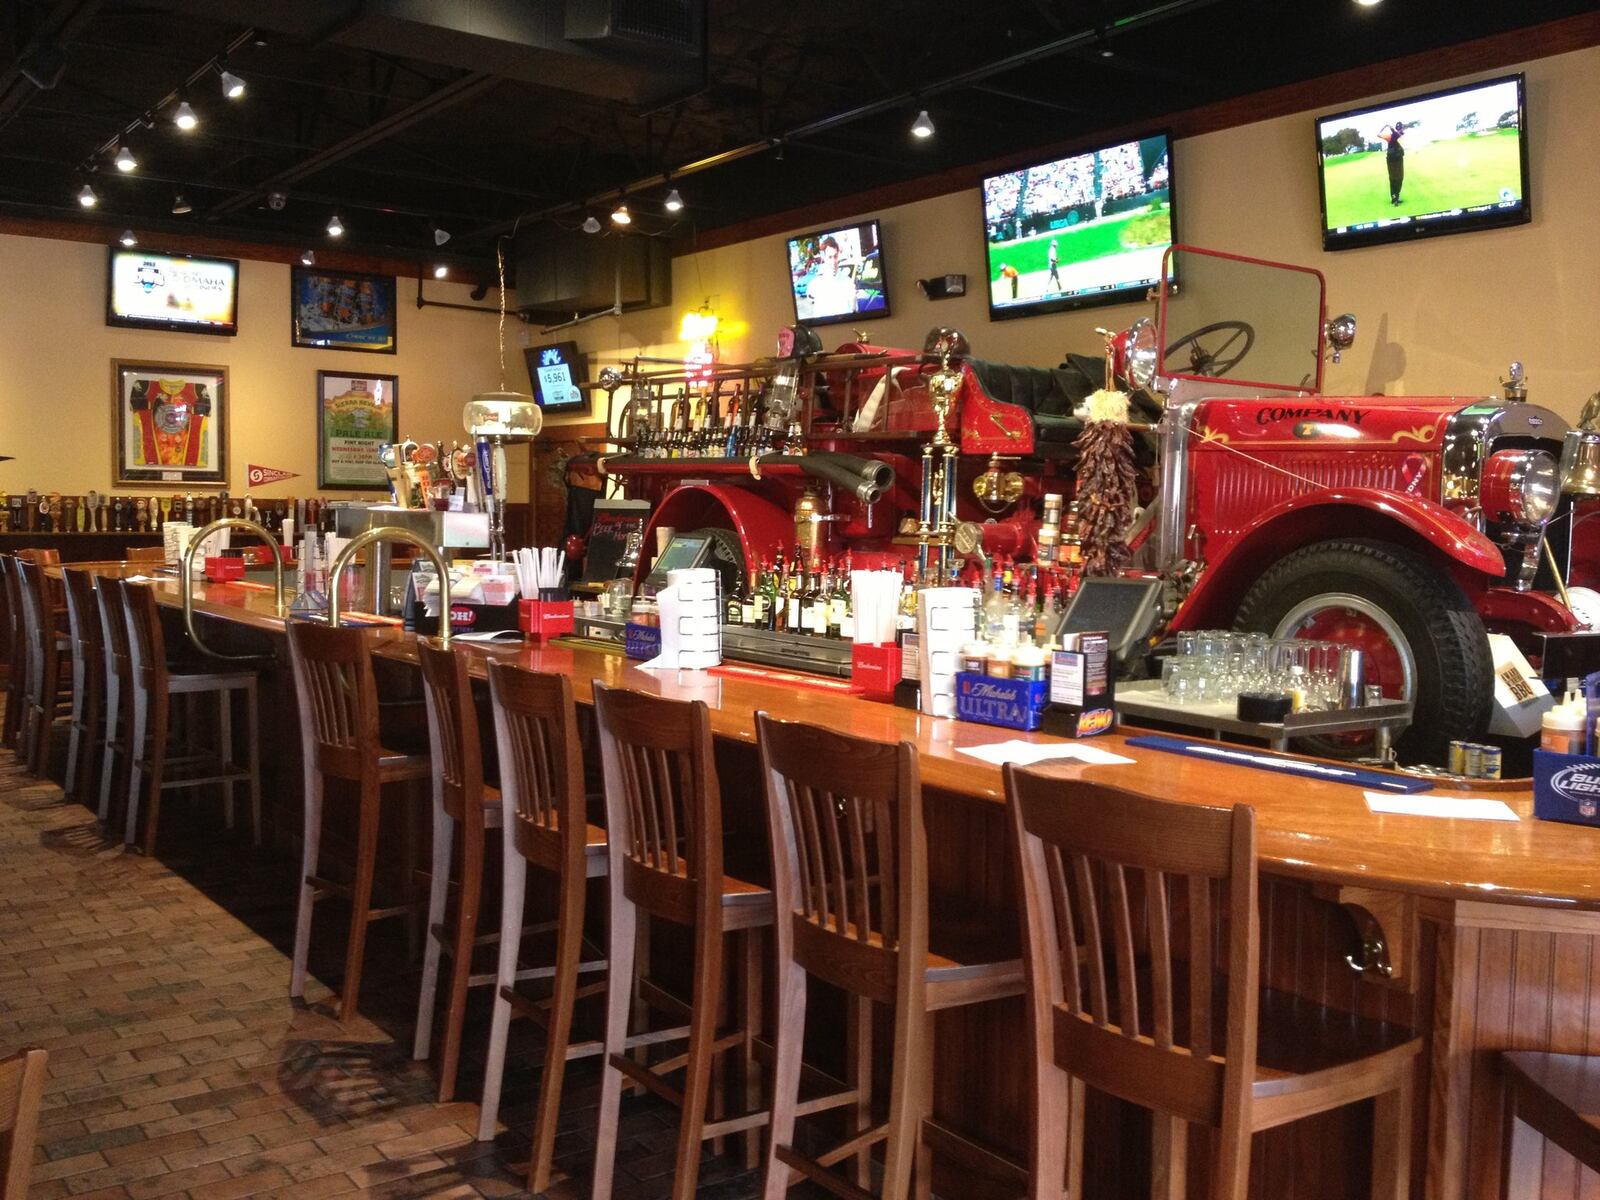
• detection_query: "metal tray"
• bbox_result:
[1114,680,1413,752]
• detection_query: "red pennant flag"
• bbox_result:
[247,464,299,487]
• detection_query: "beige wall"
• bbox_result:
[0,233,529,500]
[560,41,1600,425]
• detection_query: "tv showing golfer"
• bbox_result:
[1316,74,1528,250]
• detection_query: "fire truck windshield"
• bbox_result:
[1159,247,1326,392]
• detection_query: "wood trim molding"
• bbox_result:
[680,10,1600,255]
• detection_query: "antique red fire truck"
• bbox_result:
[596,245,1600,761]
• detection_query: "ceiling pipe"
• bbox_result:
[463,0,1224,243]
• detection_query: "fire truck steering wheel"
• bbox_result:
[1164,320,1255,378]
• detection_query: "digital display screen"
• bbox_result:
[785,219,890,326]
[524,341,589,412]
[107,249,239,335]
[1315,74,1529,250]
[982,133,1174,319]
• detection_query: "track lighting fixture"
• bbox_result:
[582,214,602,234]
[664,188,684,213]
[300,249,316,266]
[114,142,137,172]
[119,229,137,247]
[611,200,631,225]
[433,264,449,279]
[77,183,97,207]
[171,192,192,214]
[218,66,245,100]
[911,109,934,138]
[173,99,198,131]
[326,212,344,238]
[431,220,451,247]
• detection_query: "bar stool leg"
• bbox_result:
[670,923,724,1200]
[97,679,119,824]
[528,858,592,1192]
[1371,1069,1413,1200]
[1152,1113,1187,1200]
[738,927,764,1170]
[290,771,325,1001]
[847,992,873,1190]
[244,680,261,846]
[65,655,85,800]
[880,999,924,1200]
[140,695,169,857]
[123,687,149,847]
[913,1015,935,1200]
[414,801,454,1064]
[477,846,526,1143]
[338,780,383,1024]
[590,890,640,1200]
[761,933,809,1200]
[219,688,235,832]
[1501,1085,1540,1200]
[437,817,483,1103]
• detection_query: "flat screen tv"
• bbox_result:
[785,219,890,326]
[107,248,239,335]
[1315,73,1529,251]
[524,341,590,413]
[982,132,1174,319]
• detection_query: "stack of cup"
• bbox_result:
[917,587,980,718]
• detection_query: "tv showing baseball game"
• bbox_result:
[981,132,1174,319]
[785,219,890,326]
[1315,74,1529,251]
[107,248,239,335]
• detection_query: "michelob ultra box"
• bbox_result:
[1533,749,1600,827]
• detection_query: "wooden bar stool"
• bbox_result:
[120,580,262,853]
[1500,1052,1600,1198]
[589,681,774,1200]
[1003,771,1421,1200]
[0,556,27,752]
[60,568,104,805]
[0,1046,47,1200]
[94,575,133,828]
[287,621,430,1024]
[478,660,609,1191]
[16,559,71,777]
[756,713,1026,1200]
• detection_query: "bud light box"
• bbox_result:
[955,673,1049,732]
[1533,749,1600,828]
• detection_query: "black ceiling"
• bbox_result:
[0,0,1592,269]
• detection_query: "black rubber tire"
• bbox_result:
[1231,537,1493,765]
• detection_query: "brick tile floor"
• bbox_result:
[0,740,781,1199]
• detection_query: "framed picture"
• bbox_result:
[112,359,228,487]
[318,370,399,490]
[291,266,397,353]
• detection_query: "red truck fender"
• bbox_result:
[635,483,794,585]
[1170,487,1506,631]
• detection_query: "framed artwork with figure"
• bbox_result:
[111,359,228,487]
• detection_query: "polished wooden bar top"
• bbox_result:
[95,567,1600,912]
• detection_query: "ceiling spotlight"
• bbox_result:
[300,249,316,266]
[664,188,684,213]
[118,229,137,247]
[173,100,198,131]
[1355,0,1383,6]
[430,220,450,247]
[611,200,631,225]
[432,263,449,279]
[326,212,344,238]
[77,183,97,207]
[910,109,934,139]
[219,68,245,100]
[581,214,601,234]
[113,143,137,172]
[171,191,192,214]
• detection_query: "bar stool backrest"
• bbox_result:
[61,569,102,657]
[16,549,59,567]
[285,621,380,781]
[591,681,722,907]
[0,557,21,676]
[417,641,483,823]
[96,574,130,687]
[0,1046,47,1200]
[1003,767,1259,1140]
[487,660,586,870]
[119,582,168,696]
[755,712,924,973]
[15,560,49,690]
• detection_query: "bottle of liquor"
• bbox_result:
[771,551,788,633]
[803,562,825,636]
[785,550,804,634]
[724,571,744,626]
[741,567,759,626]
[763,558,781,632]
[823,562,844,639]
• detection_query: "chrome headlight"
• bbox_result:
[1125,317,1160,393]
[1481,448,1559,525]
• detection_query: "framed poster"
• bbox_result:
[112,359,228,487]
[291,266,397,353]
[317,371,398,489]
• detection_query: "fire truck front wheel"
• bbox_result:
[1232,537,1492,765]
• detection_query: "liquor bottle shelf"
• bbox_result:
[569,614,853,678]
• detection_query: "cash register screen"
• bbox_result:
[1054,576,1163,660]
[644,534,712,590]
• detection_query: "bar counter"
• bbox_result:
[90,566,1600,1199]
